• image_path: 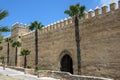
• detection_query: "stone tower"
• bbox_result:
[11,22,29,66]
[11,22,29,40]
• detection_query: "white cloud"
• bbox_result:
[100,0,118,5]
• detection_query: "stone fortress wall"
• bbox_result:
[0,0,120,80]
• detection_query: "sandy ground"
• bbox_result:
[0,66,60,80]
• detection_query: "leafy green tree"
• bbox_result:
[5,38,13,65]
[64,3,85,74]
[12,41,21,66]
[29,21,44,69]
[21,49,30,68]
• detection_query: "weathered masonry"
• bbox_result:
[0,1,120,80]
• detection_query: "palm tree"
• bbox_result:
[0,56,5,64]
[0,10,10,32]
[0,56,4,63]
[21,49,30,68]
[0,46,3,63]
[5,38,13,65]
[29,21,44,69]
[0,45,3,63]
[0,36,3,43]
[64,3,85,74]
[0,56,6,70]
[0,46,3,51]
[12,41,21,66]
[0,10,10,43]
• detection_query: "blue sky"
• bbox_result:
[0,0,118,37]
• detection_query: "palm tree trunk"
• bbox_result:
[7,42,9,65]
[2,57,4,64]
[24,55,27,68]
[2,57,5,70]
[15,47,17,66]
[35,30,38,69]
[74,16,81,75]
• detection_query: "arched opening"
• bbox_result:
[60,54,73,74]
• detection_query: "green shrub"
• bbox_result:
[27,66,32,69]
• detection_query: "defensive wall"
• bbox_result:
[0,1,120,80]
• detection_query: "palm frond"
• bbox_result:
[5,38,9,42]
[29,21,44,31]
[12,41,21,47]
[0,56,5,60]
[21,49,30,56]
[64,10,71,16]
[64,3,86,18]
[78,6,86,18]
[0,46,3,50]
[79,6,86,14]
[0,26,10,32]
[0,10,8,20]
[0,36,3,43]
[29,22,35,31]
[70,5,79,16]
[5,38,13,43]
[38,22,44,30]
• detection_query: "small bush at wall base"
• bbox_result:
[27,66,32,69]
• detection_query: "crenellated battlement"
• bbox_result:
[12,22,28,29]
[22,17,73,36]
[11,22,29,38]
[18,0,120,36]
[87,0,118,18]
[39,0,120,34]
[41,17,73,33]
[12,22,19,30]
